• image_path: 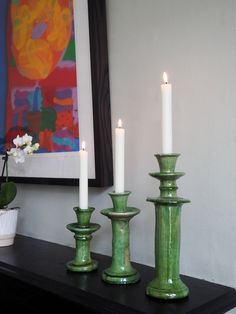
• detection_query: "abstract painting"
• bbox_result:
[5,0,79,153]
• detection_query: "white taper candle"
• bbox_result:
[114,119,125,193]
[79,141,88,209]
[161,72,173,154]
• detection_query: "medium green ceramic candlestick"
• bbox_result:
[146,154,190,299]
[66,207,100,272]
[101,191,140,284]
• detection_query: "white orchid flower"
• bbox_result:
[32,143,40,152]
[23,145,33,155]
[23,143,40,155]
[8,134,39,163]
[13,135,24,147]
[22,133,33,145]
[8,147,18,157]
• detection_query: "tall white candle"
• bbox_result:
[79,141,88,209]
[161,72,173,154]
[114,119,125,193]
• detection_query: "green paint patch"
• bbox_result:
[13,18,20,27]
[40,108,56,131]
[11,0,19,5]
[10,56,16,67]
[63,39,76,61]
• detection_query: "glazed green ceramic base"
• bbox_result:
[101,192,140,285]
[102,267,140,284]
[67,259,98,272]
[66,214,100,273]
[146,278,189,299]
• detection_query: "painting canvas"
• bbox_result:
[0,0,113,186]
[6,0,79,153]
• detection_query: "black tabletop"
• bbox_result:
[0,235,235,314]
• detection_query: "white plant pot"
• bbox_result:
[0,208,19,247]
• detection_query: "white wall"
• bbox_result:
[15,0,236,288]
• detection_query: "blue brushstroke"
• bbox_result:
[52,105,73,112]
[0,0,9,153]
[55,89,72,99]
[52,135,79,151]
[15,98,30,107]
[22,112,27,128]
[32,21,47,39]
[28,87,42,112]
[32,87,39,112]
[13,115,18,128]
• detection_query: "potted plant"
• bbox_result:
[0,134,39,247]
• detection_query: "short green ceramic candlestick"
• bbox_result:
[66,207,100,272]
[146,154,190,300]
[101,191,140,284]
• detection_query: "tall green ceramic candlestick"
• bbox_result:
[101,191,140,284]
[146,154,190,299]
[66,207,100,272]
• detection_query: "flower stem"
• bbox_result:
[1,152,8,182]
[1,159,6,178]
[5,154,8,182]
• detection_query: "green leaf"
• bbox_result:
[0,182,17,208]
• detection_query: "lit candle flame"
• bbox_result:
[163,72,168,84]
[118,119,123,128]
[81,141,86,150]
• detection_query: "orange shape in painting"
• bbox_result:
[11,0,73,80]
